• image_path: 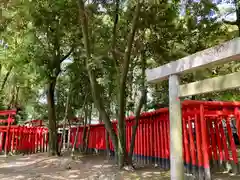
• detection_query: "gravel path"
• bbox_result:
[0,153,170,180]
[0,153,239,180]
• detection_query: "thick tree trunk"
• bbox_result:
[47,77,59,156]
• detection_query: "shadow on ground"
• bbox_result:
[0,153,239,180]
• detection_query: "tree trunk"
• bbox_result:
[47,77,59,156]
[98,112,102,123]
[1,66,13,91]
[72,125,80,155]
[84,104,92,153]
[60,84,71,152]
[117,1,141,168]
[71,95,88,155]
[105,129,110,158]
[14,86,20,106]
[128,50,146,166]
[81,105,88,152]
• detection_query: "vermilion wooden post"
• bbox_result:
[214,119,224,170]
[153,118,157,166]
[142,122,145,164]
[226,117,239,173]
[11,128,15,153]
[166,118,170,169]
[146,121,149,164]
[21,126,25,153]
[0,130,3,152]
[90,127,93,151]
[127,122,130,154]
[96,127,99,151]
[27,127,30,153]
[24,127,27,153]
[209,119,218,171]
[146,121,150,165]
[29,128,32,154]
[92,127,95,151]
[18,126,22,153]
[135,122,139,163]
[200,104,211,180]
[218,119,230,169]
[15,126,20,153]
[183,117,190,174]
[156,118,160,166]
[149,120,153,165]
[206,120,213,167]
[141,122,144,164]
[234,107,240,139]
[32,127,36,153]
[26,127,29,154]
[13,127,17,153]
[139,123,143,164]
[36,127,39,152]
[31,127,34,153]
[22,126,25,153]
[195,114,203,180]
[143,121,147,164]
[188,116,197,175]
[5,117,11,156]
[40,128,43,152]
[163,119,168,169]
[160,120,164,168]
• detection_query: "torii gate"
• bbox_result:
[146,38,240,180]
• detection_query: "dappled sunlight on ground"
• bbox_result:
[0,153,238,179]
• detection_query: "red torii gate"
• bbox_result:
[0,109,17,155]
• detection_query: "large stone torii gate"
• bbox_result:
[146,38,240,180]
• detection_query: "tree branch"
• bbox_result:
[128,49,146,163]
[119,0,141,121]
[111,0,121,78]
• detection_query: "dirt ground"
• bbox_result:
[0,153,239,180]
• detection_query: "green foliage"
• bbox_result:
[0,0,239,125]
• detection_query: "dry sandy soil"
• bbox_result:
[0,153,239,180]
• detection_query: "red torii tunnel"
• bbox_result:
[0,111,49,155]
[69,100,240,179]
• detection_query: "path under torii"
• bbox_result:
[145,38,240,180]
